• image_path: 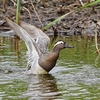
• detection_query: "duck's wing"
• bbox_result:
[5,17,41,67]
[20,21,50,54]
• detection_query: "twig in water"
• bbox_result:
[95,25,100,54]
[94,54,100,67]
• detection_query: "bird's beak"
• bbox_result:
[65,44,74,48]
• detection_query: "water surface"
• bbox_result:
[0,36,100,100]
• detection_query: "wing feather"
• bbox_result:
[20,21,50,53]
[5,17,41,68]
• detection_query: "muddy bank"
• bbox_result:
[0,0,100,37]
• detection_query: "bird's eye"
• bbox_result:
[60,42,63,44]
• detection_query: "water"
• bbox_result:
[0,36,100,100]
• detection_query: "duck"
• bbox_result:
[5,17,74,74]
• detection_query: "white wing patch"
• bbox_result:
[5,17,41,71]
[54,41,64,47]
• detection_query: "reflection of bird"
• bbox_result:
[5,17,73,74]
[26,74,61,99]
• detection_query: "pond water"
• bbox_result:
[0,36,100,100]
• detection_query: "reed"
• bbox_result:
[16,0,21,24]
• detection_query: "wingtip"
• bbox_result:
[4,16,9,23]
[4,16,17,30]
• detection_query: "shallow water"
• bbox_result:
[0,36,100,100]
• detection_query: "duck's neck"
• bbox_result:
[52,47,61,54]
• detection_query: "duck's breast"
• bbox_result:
[27,56,48,74]
[38,53,59,72]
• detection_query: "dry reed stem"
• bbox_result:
[10,0,32,22]
[30,0,43,27]
[22,7,32,22]
[79,0,84,6]
[11,0,17,7]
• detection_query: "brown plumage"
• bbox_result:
[5,17,73,74]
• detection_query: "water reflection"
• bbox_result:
[0,35,100,100]
[24,74,61,100]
